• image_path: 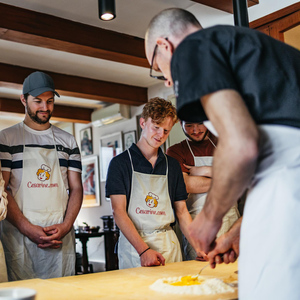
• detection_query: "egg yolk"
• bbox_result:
[170,276,204,286]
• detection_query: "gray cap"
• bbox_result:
[22,71,60,97]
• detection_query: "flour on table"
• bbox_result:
[149,275,235,295]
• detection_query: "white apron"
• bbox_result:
[118,150,182,269]
[0,242,7,282]
[183,139,239,260]
[1,126,75,280]
[239,125,300,300]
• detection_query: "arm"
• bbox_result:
[182,167,211,194]
[189,90,259,253]
[110,194,165,267]
[185,165,212,177]
[0,173,7,221]
[174,200,206,259]
[167,148,212,194]
[2,171,62,248]
[40,170,83,246]
[207,217,242,267]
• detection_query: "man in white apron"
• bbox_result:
[0,164,8,282]
[106,97,197,269]
[145,8,300,299]
[167,121,239,260]
[0,71,83,280]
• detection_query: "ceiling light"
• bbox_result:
[98,0,116,21]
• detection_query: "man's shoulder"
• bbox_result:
[51,124,73,138]
[110,150,130,165]
[0,122,21,134]
[165,154,181,168]
[0,123,22,143]
[166,140,186,154]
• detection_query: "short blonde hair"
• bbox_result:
[141,97,178,125]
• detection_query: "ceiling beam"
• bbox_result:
[0,98,93,124]
[0,3,148,68]
[0,63,148,107]
[192,0,258,14]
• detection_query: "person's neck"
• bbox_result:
[136,139,159,168]
[23,115,51,131]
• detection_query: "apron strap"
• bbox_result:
[207,136,217,148]
[127,149,134,172]
[186,138,195,159]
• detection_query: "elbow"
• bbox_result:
[237,138,259,169]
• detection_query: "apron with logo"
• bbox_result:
[118,150,182,269]
[184,138,239,260]
[239,125,300,300]
[1,125,75,280]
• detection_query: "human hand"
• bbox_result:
[24,223,62,248]
[140,248,165,267]
[38,223,69,248]
[207,219,241,268]
[189,210,222,255]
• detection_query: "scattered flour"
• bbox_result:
[149,275,235,295]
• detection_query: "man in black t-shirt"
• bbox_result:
[145,8,300,300]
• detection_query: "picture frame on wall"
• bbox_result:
[123,130,136,149]
[80,127,93,156]
[99,132,123,182]
[81,155,100,207]
[136,114,142,140]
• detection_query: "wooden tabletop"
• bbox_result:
[0,260,238,300]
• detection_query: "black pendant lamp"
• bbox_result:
[98,0,116,21]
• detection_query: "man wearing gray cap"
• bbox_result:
[0,71,83,280]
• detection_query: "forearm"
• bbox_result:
[175,201,194,246]
[204,140,257,221]
[183,173,211,194]
[6,190,32,234]
[113,209,149,255]
[63,186,83,232]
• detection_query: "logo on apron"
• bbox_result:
[36,164,51,181]
[145,192,159,208]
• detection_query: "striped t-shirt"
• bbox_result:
[0,122,81,196]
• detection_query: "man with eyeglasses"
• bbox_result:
[145,7,300,300]
[166,121,239,261]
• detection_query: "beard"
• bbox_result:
[26,104,52,124]
[184,129,209,143]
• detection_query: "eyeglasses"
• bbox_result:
[149,43,167,81]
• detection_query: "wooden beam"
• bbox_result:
[0,63,148,106]
[192,0,258,14]
[0,98,93,123]
[0,3,148,68]
[250,2,300,29]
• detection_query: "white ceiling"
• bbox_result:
[0,0,298,126]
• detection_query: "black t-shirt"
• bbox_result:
[171,25,300,128]
[105,144,187,209]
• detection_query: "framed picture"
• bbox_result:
[80,127,93,156]
[123,130,136,149]
[136,114,142,140]
[99,132,123,182]
[81,155,100,207]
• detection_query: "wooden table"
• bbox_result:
[0,260,238,300]
[75,229,119,273]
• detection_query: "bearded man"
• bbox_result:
[167,121,239,260]
[0,71,83,281]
